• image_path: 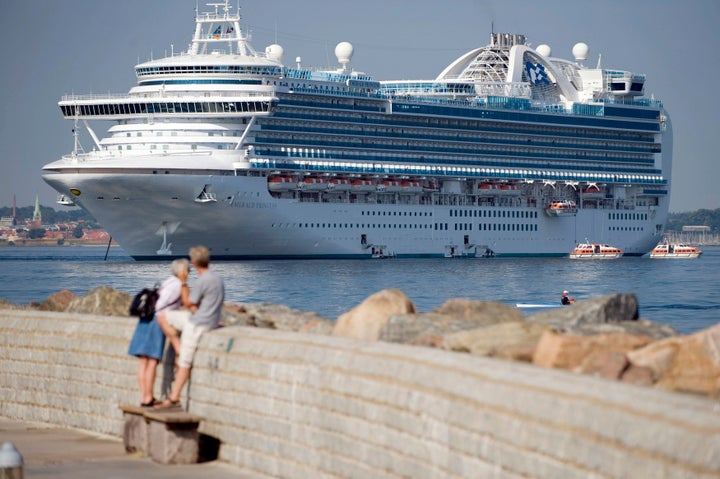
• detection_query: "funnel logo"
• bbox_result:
[525,61,550,85]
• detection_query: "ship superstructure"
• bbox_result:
[43,1,671,259]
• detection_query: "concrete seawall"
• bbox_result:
[1,310,718,478]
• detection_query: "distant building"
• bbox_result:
[29,195,42,229]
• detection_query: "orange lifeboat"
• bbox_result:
[649,243,702,259]
[545,200,578,217]
[569,242,623,259]
[268,176,295,191]
[328,178,351,191]
[350,178,375,192]
[297,176,327,191]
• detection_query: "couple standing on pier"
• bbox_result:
[127,245,225,409]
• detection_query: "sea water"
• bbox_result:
[1,245,718,335]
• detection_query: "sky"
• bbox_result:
[0,0,718,213]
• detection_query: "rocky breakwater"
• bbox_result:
[4,286,718,398]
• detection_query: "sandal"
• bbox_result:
[153,398,181,410]
[140,398,156,407]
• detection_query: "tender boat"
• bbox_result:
[569,242,623,259]
[545,200,578,217]
[649,243,702,259]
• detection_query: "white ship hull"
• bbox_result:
[44,171,664,259]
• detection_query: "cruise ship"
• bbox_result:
[43,1,671,259]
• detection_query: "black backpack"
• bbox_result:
[129,287,159,320]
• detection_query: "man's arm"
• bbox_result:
[178,269,198,313]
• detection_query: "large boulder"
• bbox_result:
[532,330,654,380]
[333,289,416,341]
[442,321,550,361]
[37,289,78,312]
[223,302,333,334]
[66,286,132,317]
[433,299,523,324]
[379,299,521,345]
[627,323,720,396]
[525,294,676,339]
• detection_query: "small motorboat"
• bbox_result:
[569,242,623,259]
[649,243,702,259]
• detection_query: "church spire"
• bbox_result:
[32,195,41,225]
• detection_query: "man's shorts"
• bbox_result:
[165,310,209,369]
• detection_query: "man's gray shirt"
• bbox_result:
[189,269,225,328]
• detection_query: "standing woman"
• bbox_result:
[128,258,189,407]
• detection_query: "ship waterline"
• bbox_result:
[42,1,670,260]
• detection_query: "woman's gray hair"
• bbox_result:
[171,258,189,276]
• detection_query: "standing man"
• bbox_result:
[156,245,224,409]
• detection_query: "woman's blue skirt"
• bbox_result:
[128,315,166,360]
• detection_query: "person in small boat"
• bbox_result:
[561,290,575,305]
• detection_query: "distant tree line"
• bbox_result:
[665,208,720,232]
[0,205,98,227]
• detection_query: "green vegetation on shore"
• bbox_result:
[665,208,720,232]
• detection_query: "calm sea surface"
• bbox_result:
[1,245,718,335]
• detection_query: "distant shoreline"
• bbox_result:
[0,240,117,247]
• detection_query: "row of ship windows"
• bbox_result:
[609,226,645,231]
[263,121,659,154]
[360,210,539,219]
[61,101,270,117]
[136,65,282,75]
[259,149,660,177]
[262,135,652,163]
[284,107,657,143]
[451,209,538,219]
[270,222,644,232]
[270,222,539,232]
[361,211,431,217]
[390,103,661,133]
[124,131,240,137]
[609,212,648,221]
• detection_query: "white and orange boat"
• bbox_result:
[297,176,327,191]
[545,200,578,217]
[649,243,702,259]
[569,242,623,259]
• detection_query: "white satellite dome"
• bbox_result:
[265,44,284,63]
[335,41,353,70]
[536,44,551,57]
[572,42,589,62]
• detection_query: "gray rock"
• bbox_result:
[38,289,78,312]
[223,302,333,334]
[526,294,677,338]
[66,286,133,317]
[442,321,550,358]
[432,298,523,324]
[379,311,508,344]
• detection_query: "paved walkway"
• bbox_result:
[0,418,256,479]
